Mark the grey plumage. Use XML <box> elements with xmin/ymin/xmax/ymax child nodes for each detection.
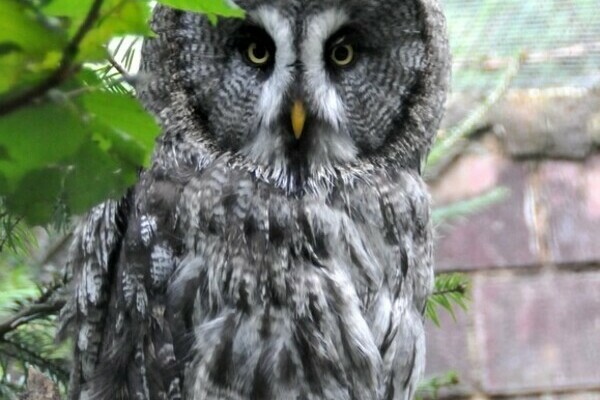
<box><xmin>60</xmin><ymin>1</ymin><xmax>450</xmax><ymax>399</ymax></box>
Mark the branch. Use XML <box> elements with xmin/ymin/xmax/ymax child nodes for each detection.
<box><xmin>0</xmin><ymin>301</ymin><xmax>65</xmax><ymax>340</ymax></box>
<box><xmin>0</xmin><ymin>338</ymin><xmax>69</xmax><ymax>381</ymax></box>
<box><xmin>433</xmin><ymin>285</ymin><xmax>468</xmax><ymax>297</ymax></box>
<box><xmin>0</xmin><ymin>278</ymin><xmax>66</xmax><ymax>339</ymax></box>
<box><xmin>107</xmin><ymin>55</ymin><xmax>129</xmax><ymax>80</ymax></box>
<box><xmin>0</xmin><ymin>0</ymin><xmax>105</xmax><ymax>117</ymax></box>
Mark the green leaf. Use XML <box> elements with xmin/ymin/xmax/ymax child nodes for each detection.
<box><xmin>434</xmin><ymin>294</ymin><xmax>457</xmax><ymax>321</ymax></box>
<box><xmin>425</xmin><ymin>301</ymin><xmax>441</xmax><ymax>328</ymax></box>
<box><xmin>0</xmin><ymin>1</ymin><xmax>64</xmax><ymax>94</ymax></box>
<box><xmin>0</xmin><ymin>0</ymin><xmax>63</xmax><ymax>55</ymax></box>
<box><xmin>44</xmin><ymin>0</ymin><xmax>98</xmax><ymax>19</ymax></box>
<box><xmin>44</xmin><ymin>0</ymin><xmax>152</xmax><ymax>61</ymax></box>
<box><xmin>0</xmin><ymin>102</ymin><xmax>87</xmax><ymax>192</ymax></box>
<box><xmin>0</xmin><ymin>52</ymin><xmax>26</xmax><ymax>94</ymax></box>
<box><xmin>82</xmin><ymin>90</ymin><xmax>160</xmax><ymax>166</ymax></box>
<box><xmin>157</xmin><ymin>0</ymin><xmax>245</xmax><ymax>19</ymax></box>
<box><xmin>62</xmin><ymin>139</ymin><xmax>138</xmax><ymax>214</ymax></box>
<box><xmin>4</xmin><ymin>168</ymin><xmax>64</xmax><ymax>225</ymax></box>
<box><xmin>0</xmin><ymin>88</ymin><xmax>158</xmax><ymax>224</ymax></box>
<box><xmin>78</xmin><ymin>0</ymin><xmax>152</xmax><ymax>61</ymax></box>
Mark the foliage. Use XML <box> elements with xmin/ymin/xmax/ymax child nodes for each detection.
<box><xmin>416</xmin><ymin>371</ymin><xmax>460</xmax><ymax>400</ymax></box>
<box><xmin>0</xmin><ymin>0</ymin><xmax>243</xmax><ymax>226</ymax></box>
<box><xmin>0</xmin><ymin>0</ymin><xmax>243</xmax><ymax>396</ymax></box>
<box><xmin>425</xmin><ymin>274</ymin><xmax>469</xmax><ymax>328</ymax></box>
<box><xmin>159</xmin><ymin>0</ymin><xmax>244</xmax><ymax>23</ymax></box>
<box><xmin>0</xmin><ymin>280</ymin><xmax>69</xmax><ymax>399</ymax></box>
<box><xmin>0</xmin><ymin>220</ymin><xmax>67</xmax><ymax>398</ymax></box>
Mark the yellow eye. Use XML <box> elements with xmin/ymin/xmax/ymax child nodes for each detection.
<box><xmin>246</xmin><ymin>42</ymin><xmax>271</xmax><ymax>66</ymax></box>
<box><xmin>330</xmin><ymin>44</ymin><xmax>354</xmax><ymax>67</ymax></box>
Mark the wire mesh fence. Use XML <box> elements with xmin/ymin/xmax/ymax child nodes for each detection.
<box><xmin>443</xmin><ymin>0</ymin><xmax>600</xmax><ymax>92</ymax></box>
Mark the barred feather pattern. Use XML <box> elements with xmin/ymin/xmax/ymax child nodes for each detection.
<box><xmin>62</xmin><ymin>145</ymin><xmax>433</xmax><ymax>400</ymax></box>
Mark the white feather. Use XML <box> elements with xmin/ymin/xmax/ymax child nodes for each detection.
<box><xmin>254</xmin><ymin>7</ymin><xmax>295</xmax><ymax>126</ymax></box>
<box><xmin>301</xmin><ymin>9</ymin><xmax>349</xmax><ymax>129</ymax></box>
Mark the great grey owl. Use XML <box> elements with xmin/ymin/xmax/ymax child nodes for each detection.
<box><xmin>59</xmin><ymin>0</ymin><xmax>450</xmax><ymax>399</ymax></box>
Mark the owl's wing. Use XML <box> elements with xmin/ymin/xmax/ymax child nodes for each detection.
<box><xmin>60</xmin><ymin>174</ymin><xmax>185</xmax><ymax>400</ymax></box>
<box><xmin>59</xmin><ymin>198</ymin><xmax>130</xmax><ymax>398</ymax></box>
<box><xmin>376</xmin><ymin>172</ymin><xmax>433</xmax><ymax>400</ymax></box>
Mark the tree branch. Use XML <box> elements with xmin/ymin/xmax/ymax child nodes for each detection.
<box><xmin>433</xmin><ymin>285</ymin><xmax>468</xmax><ymax>297</ymax></box>
<box><xmin>0</xmin><ymin>0</ymin><xmax>105</xmax><ymax>117</ymax></box>
<box><xmin>0</xmin><ymin>338</ymin><xmax>69</xmax><ymax>381</ymax></box>
<box><xmin>0</xmin><ymin>301</ymin><xmax>65</xmax><ymax>340</ymax></box>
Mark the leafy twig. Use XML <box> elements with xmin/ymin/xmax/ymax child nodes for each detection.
<box><xmin>107</xmin><ymin>54</ymin><xmax>136</xmax><ymax>86</ymax></box>
<box><xmin>426</xmin><ymin>274</ymin><xmax>470</xmax><ymax>327</ymax></box>
<box><xmin>416</xmin><ymin>371</ymin><xmax>460</xmax><ymax>400</ymax></box>
<box><xmin>0</xmin><ymin>0</ymin><xmax>105</xmax><ymax>116</ymax></box>
<box><xmin>0</xmin><ymin>338</ymin><xmax>69</xmax><ymax>382</ymax></box>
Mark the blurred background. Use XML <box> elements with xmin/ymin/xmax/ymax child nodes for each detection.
<box><xmin>425</xmin><ymin>0</ymin><xmax>600</xmax><ymax>398</ymax></box>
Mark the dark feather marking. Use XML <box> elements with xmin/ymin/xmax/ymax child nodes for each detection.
<box><xmin>209</xmin><ymin>313</ymin><xmax>237</xmax><ymax>388</ymax></box>
<box><xmin>379</xmin><ymin>316</ymin><xmax>398</xmax><ymax>357</ymax></box>
<box><xmin>400</xmin><ymin>246</ymin><xmax>409</xmax><ymax>279</ymax></box>
<box><xmin>402</xmin><ymin>342</ymin><xmax>418</xmax><ymax>389</ymax></box>
<box><xmin>294</xmin><ymin>320</ymin><xmax>324</xmax><ymax>395</ymax></box>
<box><xmin>250</xmin><ymin>346</ymin><xmax>274</xmax><ymax>400</ymax></box>
<box><xmin>277</xmin><ymin>346</ymin><xmax>296</xmax><ymax>385</ymax></box>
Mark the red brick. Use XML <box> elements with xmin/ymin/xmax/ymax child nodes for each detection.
<box><xmin>473</xmin><ymin>271</ymin><xmax>600</xmax><ymax>394</ymax></box>
<box><xmin>541</xmin><ymin>156</ymin><xmax>600</xmax><ymax>265</ymax></box>
<box><xmin>432</xmin><ymin>152</ymin><xmax>501</xmax><ymax>205</ymax></box>
<box><xmin>433</xmin><ymin>156</ymin><xmax>539</xmax><ymax>271</ymax></box>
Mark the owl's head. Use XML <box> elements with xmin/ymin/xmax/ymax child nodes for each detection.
<box><xmin>139</xmin><ymin>0</ymin><xmax>449</xmax><ymax>189</ymax></box>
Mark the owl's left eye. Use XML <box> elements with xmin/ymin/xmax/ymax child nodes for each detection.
<box><xmin>235</xmin><ymin>26</ymin><xmax>275</xmax><ymax>70</ymax></box>
<box><xmin>246</xmin><ymin>42</ymin><xmax>271</xmax><ymax>66</ymax></box>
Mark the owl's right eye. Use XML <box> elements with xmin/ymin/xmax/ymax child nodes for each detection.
<box><xmin>246</xmin><ymin>42</ymin><xmax>271</xmax><ymax>66</ymax></box>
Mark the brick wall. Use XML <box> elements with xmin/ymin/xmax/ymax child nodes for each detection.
<box><xmin>425</xmin><ymin>89</ymin><xmax>600</xmax><ymax>399</ymax></box>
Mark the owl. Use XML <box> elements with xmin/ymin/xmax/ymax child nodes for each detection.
<box><xmin>59</xmin><ymin>1</ymin><xmax>450</xmax><ymax>399</ymax></box>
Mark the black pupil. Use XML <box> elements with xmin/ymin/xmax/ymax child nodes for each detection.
<box><xmin>252</xmin><ymin>43</ymin><xmax>267</xmax><ymax>60</ymax></box>
<box><xmin>333</xmin><ymin>46</ymin><xmax>349</xmax><ymax>62</ymax></box>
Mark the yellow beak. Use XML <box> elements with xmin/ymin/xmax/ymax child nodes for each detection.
<box><xmin>291</xmin><ymin>100</ymin><xmax>306</xmax><ymax>140</ymax></box>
